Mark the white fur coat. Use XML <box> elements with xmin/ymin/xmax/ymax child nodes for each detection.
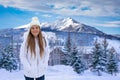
<box><xmin>20</xmin><ymin>32</ymin><xmax>50</xmax><ymax>78</ymax></box>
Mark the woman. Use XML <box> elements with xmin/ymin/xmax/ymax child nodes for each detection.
<box><xmin>20</xmin><ymin>17</ymin><xmax>50</xmax><ymax>80</ymax></box>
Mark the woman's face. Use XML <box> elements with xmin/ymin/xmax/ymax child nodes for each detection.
<box><xmin>30</xmin><ymin>25</ymin><xmax>40</xmax><ymax>37</ymax></box>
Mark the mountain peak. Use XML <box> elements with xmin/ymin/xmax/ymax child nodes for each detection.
<box><xmin>58</xmin><ymin>18</ymin><xmax>80</xmax><ymax>30</ymax></box>
<box><xmin>62</xmin><ymin>17</ymin><xmax>79</xmax><ymax>24</ymax></box>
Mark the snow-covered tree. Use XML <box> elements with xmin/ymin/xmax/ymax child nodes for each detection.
<box><xmin>90</xmin><ymin>39</ymin><xmax>103</xmax><ymax>76</ymax></box>
<box><xmin>0</xmin><ymin>45</ymin><xmax>18</xmax><ymax>72</ymax></box>
<box><xmin>68</xmin><ymin>44</ymin><xmax>86</xmax><ymax>74</ymax></box>
<box><xmin>101</xmin><ymin>37</ymin><xmax>109</xmax><ymax>72</ymax></box>
<box><xmin>64</xmin><ymin>32</ymin><xmax>72</xmax><ymax>52</ymax></box>
<box><xmin>107</xmin><ymin>47</ymin><xmax>119</xmax><ymax>75</ymax></box>
<box><xmin>63</xmin><ymin>32</ymin><xmax>72</xmax><ymax>65</ymax></box>
<box><xmin>72</xmin><ymin>48</ymin><xmax>86</xmax><ymax>74</ymax></box>
<box><xmin>70</xmin><ymin>46</ymin><xmax>78</xmax><ymax>66</ymax></box>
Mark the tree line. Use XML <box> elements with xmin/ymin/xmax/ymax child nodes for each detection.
<box><xmin>62</xmin><ymin>32</ymin><xmax>119</xmax><ymax>76</ymax></box>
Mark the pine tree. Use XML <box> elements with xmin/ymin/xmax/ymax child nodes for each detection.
<box><xmin>70</xmin><ymin>46</ymin><xmax>86</xmax><ymax>74</ymax></box>
<box><xmin>65</xmin><ymin>32</ymin><xmax>72</xmax><ymax>52</ymax></box>
<box><xmin>0</xmin><ymin>45</ymin><xmax>18</xmax><ymax>72</ymax></box>
<box><xmin>70</xmin><ymin>46</ymin><xmax>78</xmax><ymax>66</ymax></box>
<box><xmin>101</xmin><ymin>37</ymin><xmax>109</xmax><ymax>72</ymax></box>
<box><xmin>91</xmin><ymin>39</ymin><xmax>103</xmax><ymax>76</ymax></box>
<box><xmin>107</xmin><ymin>47</ymin><xmax>119</xmax><ymax>75</ymax></box>
<box><xmin>72</xmin><ymin>50</ymin><xmax>86</xmax><ymax>74</ymax></box>
<box><xmin>63</xmin><ymin>32</ymin><xmax>72</xmax><ymax>65</ymax></box>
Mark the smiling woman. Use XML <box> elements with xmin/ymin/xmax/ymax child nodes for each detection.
<box><xmin>20</xmin><ymin>17</ymin><xmax>50</xmax><ymax>80</ymax></box>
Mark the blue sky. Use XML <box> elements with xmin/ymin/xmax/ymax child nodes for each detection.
<box><xmin>0</xmin><ymin>0</ymin><xmax>120</xmax><ymax>34</ymax></box>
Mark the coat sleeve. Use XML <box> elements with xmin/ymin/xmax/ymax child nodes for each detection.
<box><xmin>43</xmin><ymin>36</ymin><xmax>50</xmax><ymax>69</ymax></box>
<box><xmin>20</xmin><ymin>41</ymin><xmax>31</xmax><ymax>71</ymax></box>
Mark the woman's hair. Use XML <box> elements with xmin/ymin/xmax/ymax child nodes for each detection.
<box><xmin>26</xmin><ymin>26</ymin><xmax>46</xmax><ymax>58</ymax></box>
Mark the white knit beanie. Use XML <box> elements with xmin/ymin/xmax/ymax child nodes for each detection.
<box><xmin>30</xmin><ymin>16</ymin><xmax>41</xmax><ymax>27</ymax></box>
<box><xmin>22</xmin><ymin>17</ymin><xmax>41</xmax><ymax>43</ymax></box>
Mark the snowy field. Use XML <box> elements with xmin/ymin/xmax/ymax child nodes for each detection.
<box><xmin>0</xmin><ymin>65</ymin><xmax>120</xmax><ymax>80</ymax></box>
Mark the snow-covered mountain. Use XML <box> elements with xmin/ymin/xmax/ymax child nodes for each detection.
<box><xmin>41</xmin><ymin>18</ymin><xmax>104</xmax><ymax>34</ymax></box>
<box><xmin>112</xmin><ymin>34</ymin><xmax>120</xmax><ymax>38</ymax></box>
<box><xmin>15</xmin><ymin>18</ymin><xmax>104</xmax><ymax>35</ymax></box>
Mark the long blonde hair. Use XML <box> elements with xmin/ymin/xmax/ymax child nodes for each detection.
<box><xmin>26</xmin><ymin>26</ymin><xmax>46</xmax><ymax>58</ymax></box>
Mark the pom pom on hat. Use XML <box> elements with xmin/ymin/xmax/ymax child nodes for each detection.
<box><xmin>30</xmin><ymin>16</ymin><xmax>40</xmax><ymax>27</ymax></box>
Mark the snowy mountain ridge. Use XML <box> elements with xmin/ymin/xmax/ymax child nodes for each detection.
<box><xmin>14</xmin><ymin>18</ymin><xmax>104</xmax><ymax>35</ymax></box>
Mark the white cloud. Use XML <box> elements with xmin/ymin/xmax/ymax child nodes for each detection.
<box><xmin>0</xmin><ymin>0</ymin><xmax>120</xmax><ymax>16</ymax></box>
<box><xmin>94</xmin><ymin>21</ymin><xmax>120</xmax><ymax>27</ymax></box>
<box><xmin>42</xmin><ymin>14</ymin><xmax>52</xmax><ymax>18</ymax></box>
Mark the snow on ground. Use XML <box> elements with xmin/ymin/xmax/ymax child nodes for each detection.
<box><xmin>0</xmin><ymin>65</ymin><xmax>120</xmax><ymax>80</ymax></box>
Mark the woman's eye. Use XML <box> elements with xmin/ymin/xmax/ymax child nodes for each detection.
<box><xmin>32</xmin><ymin>28</ymin><xmax>35</xmax><ymax>30</ymax></box>
<box><xmin>36</xmin><ymin>27</ymin><xmax>39</xmax><ymax>29</ymax></box>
